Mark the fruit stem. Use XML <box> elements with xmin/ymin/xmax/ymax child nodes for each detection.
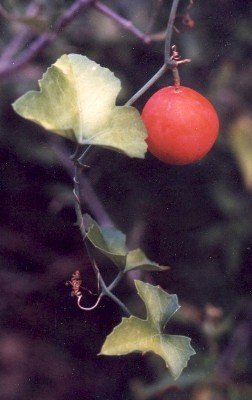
<box><xmin>172</xmin><ymin>66</ymin><xmax>180</xmax><ymax>88</ymax></box>
<box><xmin>126</xmin><ymin>0</ymin><xmax>191</xmax><ymax>105</ymax></box>
<box><xmin>170</xmin><ymin>45</ymin><xmax>191</xmax><ymax>87</ymax></box>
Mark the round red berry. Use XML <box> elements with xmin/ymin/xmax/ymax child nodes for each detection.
<box><xmin>141</xmin><ymin>86</ymin><xmax>219</xmax><ymax>165</ymax></box>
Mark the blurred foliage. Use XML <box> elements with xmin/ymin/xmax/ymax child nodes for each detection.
<box><xmin>0</xmin><ymin>0</ymin><xmax>252</xmax><ymax>399</ymax></box>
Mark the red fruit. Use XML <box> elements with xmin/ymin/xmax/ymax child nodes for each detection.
<box><xmin>141</xmin><ymin>86</ymin><xmax>219</xmax><ymax>165</ymax></box>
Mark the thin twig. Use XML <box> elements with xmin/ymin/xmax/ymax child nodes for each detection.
<box><xmin>125</xmin><ymin>64</ymin><xmax>168</xmax><ymax>106</ymax></box>
<box><xmin>0</xmin><ymin>0</ymin><xmax>152</xmax><ymax>80</ymax></box>
<box><xmin>50</xmin><ymin>137</ymin><xmax>113</xmax><ymax>227</ymax></box>
<box><xmin>107</xmin><ymin>271</ymin><xmax>124</xmax><ymax>291</ymax></box>
<box><xmin>72</xmin><ymin>160</ymin><xmax>104</xmax><ymax>312</ymax></box>
<box><xmin>93</xmin><ymin>1</ymin><xmax>151</xmax><ymax>44</ymax></box>
<box><xmin>94</xmin><ymin>259</ymin><xmax>131</xmax><ymax>316</ymax></box>
<box><xmin>101</xmin><ymin>281</ymin><xmax>131</xmax><ymax>316</ymax></box>
<box><xmin>85</xmin><ymin>241</ymin><xmax>131</xmax><ymax>316</ymax></box>
<box><xmin>72</xmin><ymin>146</ymin><xmax>131</xmax><ymax>316</ymax></box>
<box><xmin>0</xmin><ymin>0</ymin><xmax>95</xmax><ymax>79</ymax></box>
<box><xmin>73</xmin><ymin>164</ymin><xmax>87</xmax><ymax>239</ymax></box>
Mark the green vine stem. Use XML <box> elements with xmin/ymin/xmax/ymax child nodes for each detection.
<box><xmin>108</xmin><ymin>271</ymin><xmax>124</xmax><ymax>291</ymax></box>
<box><xmin>93</xmin><ymin>259</ymin><xmax>131</xmax><ymax>317</ymax></box>
<box><xmin>72</xmin><ymin>148</ymin><xmax>131</xmax><ymax>316</ymax></box>
<box><xmin>125</xmin><ymin>64</ymin><xmax>168</xmax><ymax>106</ymax></box>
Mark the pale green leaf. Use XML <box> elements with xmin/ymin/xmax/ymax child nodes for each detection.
<box><xmin>136</xmin><ymin>280</ymin><xmax>179</xmax><ymax>329</ymax></box>
<box><xmin>100</xmin><ymin>227</ymin><xmax>128</xmax><ymax>256</ymax></box>
<box><xmin>125</xmin><ymin>249</ymin><xmax>169</xmax><ymax>273</ymax></box>
<box><xmin>12</xmin><ymin>54</ymin><xmax>147</xmax><ymax>158</ymax></box>
<box><xmin>84</xmin><ymin>214</ymin><xmax>168</xmax><ymax>272</ymax></box>
<box><xmin>100</xmin><ymin>280</ymin><xmax>195</xmax><ymax>380</ymax></box>
<box><xmin>83</xmin><ymin>214</ymin><xmax>127</xmax><ymax>269</ymax></box>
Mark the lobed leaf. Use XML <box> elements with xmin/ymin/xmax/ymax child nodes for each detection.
<box><xmin>100</xmin><ymin>280</ymin><xmax>196</xmax><ymax>380</ymax></box>
<box><xmin>13</xmin><ymin>54</ymin><xmax>147</xmax><ymax>158</ymax></box>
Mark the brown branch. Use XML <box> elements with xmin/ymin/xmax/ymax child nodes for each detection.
<box><xmin>93</xmin><ymin>1</ymin><xmax>151</xmax><ymax>44</ymax></box>
<box><xmin>0</xmin><ymin>0</ymin><xmax>152</xmax><ymax>80</ymax></box>
<box><xmin>0</xmin><ymin>0</ymin><xmax>95</xmax><ymax>79</ymax></box>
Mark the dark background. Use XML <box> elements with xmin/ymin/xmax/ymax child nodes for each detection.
<box><xmin>1</xmin><ymin>1</ymin><xmax>252</xmax><ymax>399</ymax></box>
